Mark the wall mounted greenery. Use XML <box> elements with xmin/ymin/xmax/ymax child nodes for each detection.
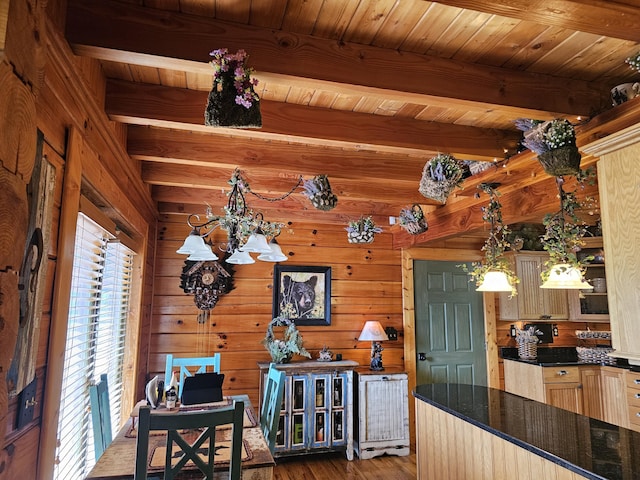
<box><xmin>418</xmin><ymin>153</ymin><xmax>464</xmax><ymax>203</ymax></box>
<box><xmin>345</xmin><ymin>216</ymin><xmax>383</xmax><ymax>243</ymax></box>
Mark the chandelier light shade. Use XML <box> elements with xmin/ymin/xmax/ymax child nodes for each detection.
<box><xmin>358</xmin><ymin>321</ymin><xmax>389</xmax><ymax>371</ymax></box>
<box><xmin>186</xmin><ymin>243</ymin><xmax>219</xmax><ymax>262</ymax></box>
<box><xmin>476</xmin><ymin>271</ymin><xmax>514</xmax><ymax>292</ymax></box>
<box><xmin>240</xmin><ymin>229</ymin><xmax>272</xmax><ymax>253</ymax></box>
<box><xmin>226</xmin><ymin>248</ymin><xmax>255</xmax><ymax>265</ymax></box>
<box><xmin>540</xmin><ymin>264</ymin><xmax>593</xmax><ymax>289</ymax></box>
<box><xmin>176</xmin><ymin>229</ymin><xmax>207</xmax><ymax>254</ymax></box>
<box><xmin>257</xmin><ymin>238</ymin><xmax>288</xmax><ymax>262</ymax></box>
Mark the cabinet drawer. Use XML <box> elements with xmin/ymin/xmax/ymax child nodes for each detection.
<box><xmin>626</xmin><ymin>372</ymin><xmax>640</xmax><ymax>390</ymax></box>
<box><xmin>628</xmin><ymin>389</ymin><xmax>640</xmax><ymax>407</ymax></box>
<box><xmin>543</xmin><ymin>366</ymin><xmax>580</xmax><ymax>383</ymax></box>
<box><xmin>629</xmin><ymin>404</ymin><xmax>640</xmax><ymax>428</ymax></box>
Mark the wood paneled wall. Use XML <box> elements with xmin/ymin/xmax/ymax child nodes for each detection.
<box><xmin>151</xmin><ymin>216</ymin><xmax>405</xmax><ymax>408</ymax></box>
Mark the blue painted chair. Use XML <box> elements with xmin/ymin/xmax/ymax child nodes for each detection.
<box><xmin>260</xmin><ymin>363</ymin><xmax>286</xmax><ymax>454</ymax></box>
<box><xmin>89</xmin><ymin>373</ymin><xmax>112</xmax><ymax>461</ymax></box>
<box><xmin>164</xmin><ymin>354</ymin><xmax>221</xmax><ymax>396</ymax></box>
<box><xmin>134</xmin><ymin>400</ymin><xmax>244</xmax><ymax>480</ymax></box>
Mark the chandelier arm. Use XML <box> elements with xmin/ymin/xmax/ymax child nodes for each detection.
<box><xmin>246</xmin><ymin>175</ymin><xmax>304</xmax><ymax>202</ymax></box>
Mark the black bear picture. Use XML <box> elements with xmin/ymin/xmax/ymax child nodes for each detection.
<box><xmin>273</xmin><ymin>266</ymin><xmax>331</xmax><ymax>326</ymax></box>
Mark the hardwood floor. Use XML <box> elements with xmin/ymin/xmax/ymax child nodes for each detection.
<box><xmin>272</xmin><ymin>451</ymin><xmax>417</xmax><ymax>479</ymax></box>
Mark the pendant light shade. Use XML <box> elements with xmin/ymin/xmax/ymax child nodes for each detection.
<box><xmin>226</xmin><ymin>248</ymin><xmax>255</xmax><ymax>265</ymax></box>
<box><xmin>476</xmin><ymin>271</ymin><xmax>514</xmax><ymax>292</ymax></box>
<box><xmin>177</xmin><ymin>230</ymin><xmax>207</xmax><ymax>254</ymax></box>
<box><xmin>540</xmin><ymin>263</ymin><xmax>593</xmax><ymax>289</ymax></box>
<box><xmin>186</xmin><ymin>243</ymin><xmax>219</xmax><ymax>261</ymax></box>
<box><xmin>257</xmin><ymin>238</ymin><xmax>288</xmax><ymax>262</ymax></box>
<box><xmin>240</xmin><ymin>230</ymin><xmax>272</xmax><ymax>253</ymax></box>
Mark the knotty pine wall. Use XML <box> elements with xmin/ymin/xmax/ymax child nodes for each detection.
<box><xmin>150</xmin><ymin>215</ymin><xmax>405</xmax><ymax>408</ymax></box>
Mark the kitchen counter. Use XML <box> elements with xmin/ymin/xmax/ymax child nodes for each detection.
<box><xmin>414</xmin><ymin>383</ymin><xmax>640</xmax><ymax>480</ymax></box>
<box><xmin>501</xmin><ymin>346</ymin><xmax>631</xmax><ymax>369</ymax></box>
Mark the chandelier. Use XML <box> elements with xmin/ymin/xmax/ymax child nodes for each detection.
<box><xmin>176</xmin><ymin>169</ymin><xmax>300</xmax><ymax>265</ymax></box>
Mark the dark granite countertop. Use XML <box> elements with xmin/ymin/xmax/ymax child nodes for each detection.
<box><xmin>500</xmin><ymin>346</ymin><xmax>631</xmax><ymax>369</ymax></box>
<box><xmin>413</xmin><ymin>383</ymin><xmax>640</xmax><ymax>480</ymax></box>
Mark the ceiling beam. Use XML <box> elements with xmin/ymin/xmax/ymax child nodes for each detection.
<box><xmin>66</xmin><ymin>0</ymin><xmax>610</xmax><ymax>117</ymax></box>
<box><xmin>107</xmin><ymin>80</ymin><xmax>520</xmax><ymax>160</ymax></box>
<box><xmin>434</xmin><ymin>0</ymin><xmax>640</xmax><ymax>42</ymax></box>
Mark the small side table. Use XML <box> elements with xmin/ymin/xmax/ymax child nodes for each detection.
<box><xmin>354</xmin><ymin>368</ymin><xmax>410</xmax><ymax>459</ymax></box>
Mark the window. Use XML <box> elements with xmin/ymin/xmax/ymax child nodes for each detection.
<box><xmin>53</xmin><ymin>213</ymin><xmax>135</xmax><ymax>480</ymax></box>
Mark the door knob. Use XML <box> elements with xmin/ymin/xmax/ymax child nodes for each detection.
<box><xmin>418</xmin><ymin>353</ymin><xmax>427</xmax><ymax>361</ymax></box>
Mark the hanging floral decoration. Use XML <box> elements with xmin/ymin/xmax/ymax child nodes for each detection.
<box><xmin>418</xmin><ymin>153</ymin><xmax>465</xmax><ymax>203</ymax></box>
<box><xmin>301</xmin><ymin>175</ymin><xmax>338</xmax><ymax>211</ymax></box>
<box><xmin>263</xmin><ymin>316</ymin><xmax>311</xmax><ymax>364</ymax></box>
<box><xmin>398</xmin><ymin>204</ymin><xmax>428</xmax><ymax>235</ymax></box>
<box><xmin>205</xmin><ymin>48</ymin><xmax>262</xmax><ymax>128</ymax></box>
<box><xmin>345</xmin><ymin>216</ymin><xmax>383</xmax><ymax>244</ymax></box>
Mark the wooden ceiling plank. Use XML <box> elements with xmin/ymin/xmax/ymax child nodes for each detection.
<box><xmin>106</xmin><ymin>79</ymin><xmax>521</xmax><ymax>160</ymax></box>
<box><xmin>433</xmin><ymin>0</ymin><xmax>640</xmax><ymax>42</ymax></box>
<box><xmin>65</xmin><ymin>0</ymin><xmax>610</xmax><ymax>116</ymax></box>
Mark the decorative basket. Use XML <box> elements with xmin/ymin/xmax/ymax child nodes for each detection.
<box><xmin>576</xmin><ymin>347</ymin><xmax>615</xmax><ymax>365</ymax></box>
<box><xmin>468</xmin><ymin>161</ymin><xmax>493</xmax><ymax>176</ymax></box>
<box><xmin>419</xmin><ymin>176</ymin><xmax>460</xmax><ymax>204</ymax></box>
<box><xmin>518</xmin><ymin>341</ymin><xmax>538</xmax><ymax>360</ymax></box>
<box><xmin>302</xmin><ymin>174</ymin><xmax>338</xmax><ymax>211</ymax></box>
<box><xmin>537</xmin><ymin>144</ymin><xmax>581</xmax><ymax>176</ymax></box>
<box><xmin>205</xmin><ymin>70</ymin><xmax>262</xmax><ymax>128</ymax></box>
<box><xmin>399</xmin><ymin>204</ymin><xmax>428</xmax><ymax>235</ymax></box>
<box><xmin>347</xmin><ymin>230</ymin><xmax>375</xmax><ymax>244</ymax></box>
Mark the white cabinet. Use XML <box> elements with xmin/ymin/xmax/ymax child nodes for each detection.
<box><xmin>499</xmin><ymin>252</ymin><xmax>569</xmax><ymax>321</ymax></box>
<box><xmin>258</xmin><ymin>360</ymin><xmax>356</xmax><ymax>460</ymax></box>
<box><xmin>354</xmin><ymin>370</ymin><xmax>409</xmax><ymax>459</ymax></box>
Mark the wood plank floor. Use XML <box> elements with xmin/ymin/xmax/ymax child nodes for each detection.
<box><xmin>272</xmin><ymin>451</ymin><xmax>417</xmax><ymax>479</ymax></box>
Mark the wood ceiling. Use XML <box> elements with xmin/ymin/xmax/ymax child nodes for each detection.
<box><xmin>64</xmin><ymin>0</ymin><xmax>640</xmax><ymax>247</ymax></box>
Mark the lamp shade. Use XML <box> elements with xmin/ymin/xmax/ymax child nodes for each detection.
<box><xmin>358</xmin><ymin>321</ymin><xmax>389</xmax><ymax>342</ymax></box>
<box><xmin>186</xmin><ymin>243</ymin><xmax>219</xmax><ymax>261</ymax></box>
<box><xmin>476</xmin><ymin>271</ymin><xmax>513</xmax><ymax>292</ymax></box>
<box><xmin>226</xmin><ymin>248</ymin><xmax>255</xmax><ymax>265</ymax></box>
<box><xmin>257</xmin><ymin>238</ymin><xmax>288</xmax><ymax>262</ymax></box>
<box><xmin>240</xmin><ymin>231</ymin><xmax>272</xmax><ymax>253</ymax></box>
<box><xmin>176</xmin><ymin>231</ymin><xmax>206</xmax><ymax>254</ymax></box>
<box><xmin>540</xmin><ymin>263</ymin><xmax>593</xmax><ymax>289</ymax></box>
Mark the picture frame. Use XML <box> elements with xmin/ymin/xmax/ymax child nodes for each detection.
<box><xmin>272</xmin><ymin>265</ymin><xmax>331</xmax><ymax>326</ymax></box>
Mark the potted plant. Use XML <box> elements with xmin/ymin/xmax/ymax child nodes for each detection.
<box><xmin>262</xmin><ymin>316</ymin><xmax>311</xmax><ymax>364</ymax></box>
<box><xmin>398</xmin><ymin>204</ymin><xmax>428</xmax><ymax>235</ymax></box>
<box><xmin>461</xmin><ymin>183</ymin><xmax>519</xmax><ymax>297</ymax></box>
<box><xmin>515</xmin><ymin>325</ymin><xmax>542</xmax><ymax>360</ymax></box>
<box><xmin>345</xmin><ymin>216</ymin><xmax>382</xmax><ymax>244</ymax></box>
<box><xmin>418</xmin><ymin>153</ymin><xmax>464</xmax><ymax>203</ymax></box>
<box><xmin>514</xmin><ymin>118</ymin><xmax>581</xmax><ymax>176</ymax></box>
<box><xmin>539</xmin><ymin>172</ymin><xmax>595</xmax><ymax>288</ymax></box>
<box><xmin>301</xmin><ymin>174</ymin><xmax>338</xmax><ymax>211</ymax></box>
<box><xmin>205</xmin><ymin>48</ymin><xmax>262</xmax><ymax>128</ymax></box>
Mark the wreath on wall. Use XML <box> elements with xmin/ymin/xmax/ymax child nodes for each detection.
<box><xmin>262</xmin><ymin>317</ymin><xmax>311</xmax><ymax>364</ymax></box>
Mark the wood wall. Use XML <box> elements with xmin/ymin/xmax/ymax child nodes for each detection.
<box><xmin>150</xmin><ymin>216</ymin><xmax>406</xmax><ymax>408</ymax></box>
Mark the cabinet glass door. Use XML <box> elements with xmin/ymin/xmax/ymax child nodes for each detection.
<box><xmin>290</xmin><ymin>376</ymin><xmax>307</xmax><ymax>449</ymax></box>
<box><xmin>331</xmin><ymin>373</ymin><xmax>347</xmax><ymax>446</ymax></box>
<box><xmin>332</xmin><ymin>377</ymin><xmax>344</xmax><ymax>407</ymax></box>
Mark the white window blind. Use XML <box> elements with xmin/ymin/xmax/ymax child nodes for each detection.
<box><xmin>54</xmin><ymin>213</ymin><xmax>134</xmax><ymax>480</ymax></box>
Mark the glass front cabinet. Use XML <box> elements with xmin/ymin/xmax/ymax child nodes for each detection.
<box><xmin>258</xmin><ymin>360</ymin><xmax>356</xmax><ymax>460</ymax></box>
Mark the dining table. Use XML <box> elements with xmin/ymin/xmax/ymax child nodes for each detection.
<box><xmin>85</xmin><ymin>394</ymin><xmax>275</xmax><ymax>480</ymax></box>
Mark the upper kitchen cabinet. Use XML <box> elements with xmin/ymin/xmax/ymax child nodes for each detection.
<box><xmin>568</xmin><ymin>237</ymin><xmax>610</xmax><ymax>322</ymax></box>
<box><xmin>589</xmin><ymin>138</ymin><xmax>640</xmax><ymax>366</ymax></box>
<box><xmin>499</xmin><ymin>252</ymin><xmax>568</xmax><ymax>321</ymax></box>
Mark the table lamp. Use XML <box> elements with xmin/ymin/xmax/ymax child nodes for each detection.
<box><xmin>358</xmin><ymin>321</ymin><xmax>389</xmax><ymax>371</ymax></box>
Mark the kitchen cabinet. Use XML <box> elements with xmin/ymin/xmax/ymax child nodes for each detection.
<box><xmin>600</xmin><ymin>367</ymin><xmax>629</xmax><ymax>428</ymax></box>
<box><xmin>499</xmin><ymin>252</ymin><xmax>569</xmax><ymax>321</ymax></box>
<box><xmin>568</xmin><ymin>237</ymin><xmax>610</xmax><ymax>322</ymax></box>
<box><xmin>258</xmin><ymin>360</ymin><xmax>356</xmax><ymax>460</ymax></box>
<box><xmin>595</xmin><ymin>142</ymin><xmax>640</xmax><ymax>365</ymax></box>
<box><xmin>580</xmin><ymin>366</ymin><xmax>603</xmax><ymax>420</ymax></box>
<box><xmin>626</xmin><ymin>371</ymin><xmax>640</xmax><ymax>433</ymax></box>
<box><xmin>353</xmin><ymin>370</ymin><xmax>409</xmax><ymax>460</ymax></box>
<box><xmin>504</xmin><ymin>361</ymin><xmax>582</xmax><ymax>414</ymax></box>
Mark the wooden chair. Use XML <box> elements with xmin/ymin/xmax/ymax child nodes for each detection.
<box><xmin>164</xmin><ymin>354</ymin><xmax>221</xmax><ymax>395</ymax></box>
<box><xmin>89</xmin><ymin>373</ymin><xmax>113</xmax><ymax>461</ymax></box>
<box><xmin>259</xmin><ymin>363</ymin><xmax>286</xmax><ymax>454</ymax></box>
<box><xmin>134</xmin><ymin>400</ymin><xmax>244</xmax><ymax>480</ymax></box>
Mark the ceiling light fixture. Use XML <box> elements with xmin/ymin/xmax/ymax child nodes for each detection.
<box><xmin>176</xmin><ymin>169</ymin><xmax>301</xmax><ymax>264</ymax></box>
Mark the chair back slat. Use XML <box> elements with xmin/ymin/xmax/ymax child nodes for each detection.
<box><xmin>134</xmin><ymin>400</ymin><xmax>244</xmax><ymax>480</ymax></box>
<box><xmin>89</xmin><ymin>373</ymin><xmax>113</xmax><ymax>461</ymax></box>
<box><xmin>260</xmin><ymin>363</ymin><xmax>286</xmax><ymax>454</ymax></box>
<box><xmin>164</xmin><ymin>354</ymin><xmax>221</xmax><ymax>395</ymax></box>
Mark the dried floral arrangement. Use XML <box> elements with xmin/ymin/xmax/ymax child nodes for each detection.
<box><xmin>419</xmin><ymin>153</ymin><xmax>464</xmax><ymax>203</ymax></box>
<box><xmin>345</xmin><ymin>216</ymin><xmax>383</xmax><ymax>244</ymax></box>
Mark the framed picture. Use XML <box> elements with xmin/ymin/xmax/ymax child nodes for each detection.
<box><xmin>273</xmin><ymin>265</ymin><xmax>331</xmax><ymax>326</ymax></box>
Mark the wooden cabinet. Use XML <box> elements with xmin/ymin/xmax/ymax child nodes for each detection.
<box><xmin>600</xmin><ymin>367</ymin><xmax>629</xmax><ymax>428</ymax></box>
<box><xmin>626</xmin><ymin>371</ymin><xmax>640</xmax><ymax>433</ymax></box>
<box><xmin>258</xmin><ymin>360</ymin><xmax>356</xmax><ymax>460</ymax></box>
<box><xmin>568</xmin><ymin>237</ymin><xmax>610</xmax><ymax>322</ymax></box>
<box><xmin>504</xmin><ymin>361</ymin><xmax>582</xmax><ymax>414</ymax></box>
<box><xmin>580</xmin><ymin>366</ymin><xmax>603</xmax><ymax>420</ymax></box>
<box><xmin>597</xmin><ymin>144</ymin><xmax>640</xmax><ymax>365</ymax></box>
<box><xmin>499</xmin><ymin>252</ymin><xmax>568</xmax><ymax>321</ymax></box>
<box><xmin>353</xmin><ymin>370</ymin><xmax>409</xmax><ymax>460</ymax></box>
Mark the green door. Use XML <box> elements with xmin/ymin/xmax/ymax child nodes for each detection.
<box><xmin>414</xmin><ymin>260</ymin><xmax>487</xmax><ymax>386</ymax></box>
